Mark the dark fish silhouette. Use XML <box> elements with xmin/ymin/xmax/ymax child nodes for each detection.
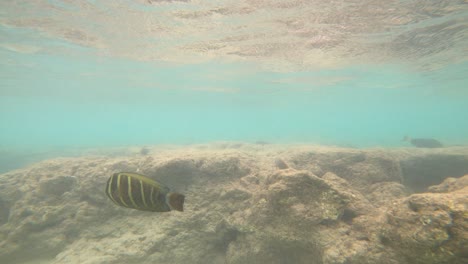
<box><xmin>402</xmin><ymin>136</ymin><xmax>443</xmax><ymax>148</ymax></box>
<box><xmin>105</xmin><ymin>172</ymin><xmax>184</xmax><ymax>212</ymax></box>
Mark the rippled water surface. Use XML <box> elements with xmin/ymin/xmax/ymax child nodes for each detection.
<box><xmin>1</xmin><ymin>0</ymin><xmax>467</xmax><ymax>149</ymax></box>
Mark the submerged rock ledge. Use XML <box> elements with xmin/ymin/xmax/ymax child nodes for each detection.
<box><xmin>0</xmin><ymin>144</ymin><xmax>467</xmax><ymax>264</ymax></box>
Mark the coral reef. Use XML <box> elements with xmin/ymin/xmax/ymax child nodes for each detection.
<box><xmin>0</xmin><ymin>144</ymin><xmax>467</xmax><ymax>264</ymax></box>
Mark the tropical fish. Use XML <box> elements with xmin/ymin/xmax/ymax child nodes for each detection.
<box><xmin>402</xmin><ymin>136</ymin><xmax>443</xmax><ymax>148</ymax></box>
<box><xmin>105</xmin><ymin>172</ymin><xmax>184</xmax><ymax>212</ymax></box>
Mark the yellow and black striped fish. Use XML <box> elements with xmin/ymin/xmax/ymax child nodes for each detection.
<box><xmin>105</xmin><ymin>172</ymin><xmax>185</xmax><ymax>212</ymax></box>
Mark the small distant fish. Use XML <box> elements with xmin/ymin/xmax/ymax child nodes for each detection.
<box><xmin>105</xmin><ymin>172</ymin><xmax>184</xmax><ymax>212</ymax></box>
<box><xmin>274</xmin><ymin>158</ymin><xmax>289</xmax><ymax>170</ymax></box>
<box><xmin>139</xmin><ymin>147</ymin><xmax>150</xmax><ymax>156</ymax></box>
<box><xmin>402</xmin><ymin>136</ymin><xmax>443</xmax><ymax>148</ymax></box>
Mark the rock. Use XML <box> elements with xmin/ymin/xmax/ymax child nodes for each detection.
<box><xmin>258</xmin><ymin>170</ymin><xmax>348</xmax><ymax>228</ymax></box>
<box><xmin>226</xmin><ymin>232</ymin><xmax>321</xmax><ymax>264</ymax></box>
<box><xmin>322</xmin><ymin>172</ymin><xmax>374</xmax><ymax>221</ymax></box>
<box><xmin>366</xmin><ymin>182</ymin><xmax>409</xmax><ymax>207</ymax></box>
<box><xmin>289</xmin><ymin>149</ymin><xmax>402</xmax><ymax>192</ymax></box>
<box><xmin>39</xmin><ymin>176</ymin><xmax>77</xmax><ymax>196</ymax></box>
<box><xmin>380</xmin><ymin>187</ymin><xmax>468</xmax><ymax>264</ymax></box>
<box><xmin>427</xmin><ymin>174</ymin><xmax>468</xmax><ymax>193</ymax></box>
<box><xmin>0</xmin><ymin>198</ymin><xmax>9</xmax><ymax>226</ymax></box>
<box><xmin>0</xmin><ymin>144</ymin><xmax>467</xmax><ymax>264</ymax></box>
<box><xmin>400</xmin><ymin>154</ymin><xmax>468</xmax><ymax>192</ymax></box>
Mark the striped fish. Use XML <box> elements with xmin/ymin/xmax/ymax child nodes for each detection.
<box><xmin>105</xmin><ymin>172</ymin><xmax>185</xmax><ymax>212</ymax></box>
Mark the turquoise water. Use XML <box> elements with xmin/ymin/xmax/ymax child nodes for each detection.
<box><xmin>1</xmin><ymin>2</ymin><xmax>468</xmax><ymax>263</ymax></box>
<box><xmin>1</xmin><ymin>1</ymin><xmax>468</xmax><ymax>150</ymax></box>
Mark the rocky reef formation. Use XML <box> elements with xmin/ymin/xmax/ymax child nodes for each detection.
<box><xmin>0</xmin><ymin>144</ymin><xmax>467</xmax><ymax>264</ymax></box>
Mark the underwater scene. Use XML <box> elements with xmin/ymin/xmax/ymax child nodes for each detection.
<box><xmin>0</xmin><ymin>1</ymin><xmax>467</xmax><ymax>263</ymax></box>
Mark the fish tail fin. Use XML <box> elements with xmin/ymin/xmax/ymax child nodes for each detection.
<box><xmin>167</xmin><ymin>192</ymin><xmax>185</xmax><ymax>212</ymax></box>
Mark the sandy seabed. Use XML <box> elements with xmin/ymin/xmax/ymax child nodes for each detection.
<box><xmin>0</xmin><ymin>143</ymin><xmax>467</xmax><ymax>264</ymax></box>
